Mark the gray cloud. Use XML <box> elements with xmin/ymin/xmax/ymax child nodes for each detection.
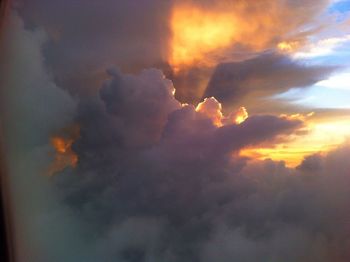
<box><xmin>0</xmin><ymin>13</ymin><xmax>86</xmax><ymax>262</ymax></box>
<box><xmin>14</xmin><ymin>0</ymin><xmax>334</xmax><ymax>103</ymax></box>
<box><xmin>0</xmin><ymin>13</ymin><xmax>76</xmax><ymax>149</ymax></box>
<box><xmin>15</xmin><ymin>0</ymin><xmax>173</xmax><ymax>95</ymax></box>
<box><xmin>2</xmin><ymin>4</ymin><xmax>350</xmax><ymax>262</ymax></box>
<box><xmin>204</xmin><ymin>52</ymin><xmax>338</xmax><ymax>112</ymax></box>
<box><xmin>50</xmin><ymin>68</ymin><xmax>350</xmax><ymax>262</ymax></box>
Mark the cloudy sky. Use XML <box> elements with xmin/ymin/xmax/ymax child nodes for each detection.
<box><xmin>1</xmin><ymin>0</ymin><xmax>350</xmax><ymax>261</ymax></box>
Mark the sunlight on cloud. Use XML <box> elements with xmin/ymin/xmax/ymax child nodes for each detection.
<box><xmin>293</xmin><ymin>34</ymin><xmax>350</xmax><ymax>58</ymax></box>
<box><xmin>170</xmin><ymin>5</ymin><xmax>237</xmax><ymax>72</ymax></box>
<box><xmin>195</xmin><ymin>97</ymin><xmax>225</xmax><ymax>127</ymax></box>
<box><xmin>4</xmin><ymin>2</ymin><xmax>350</xmax><ymax>261</ymax></box>
<box><xmin>277</xmin><ymin>40</ymin><xmax>301</xmax><ymax>53</ymax></box>
<box><xmin>47</xmin><ymin>124</ymin><xmax>80</xmax><ymax>176</ymax></box>
<box><xmin>317</xmin><ymin>71</ymin><xmax>350</xmax><ymax>90</ymax></box>
<box><xmin>241</xmin><ymin>114</ymin><xmax>350</xmax><ymax>167</ymax></box>
<box><xmin>195</xmin><ymin>97</ymin><xmax>248</xmax><ymax>127</ymax></box>
<box><xmin>169</xmin><ymin>1</ymin><xmax>324</xmax><ymax>73</ymax></box>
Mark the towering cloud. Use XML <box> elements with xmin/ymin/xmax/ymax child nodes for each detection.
<box><xmin>47</xmin><ymin>67</ymin><xmax>350</xmax><ymax>261</ymax></box>
<box><xmin>50</xmin><ymin>68</ymin><xmax>350</xmax><ymax>262</ymax></box>
<box><xmin>0</xmin><ymin>13</ymin><xmax>82</xmax><ymax>261</ymax></box>
<box><xmin>1</xmin><ymin>1</ymin><xmax>350</xmax><ymax>262</ymax></box>
<box><xmin>14</xmin><ymin>0</ymin><xmax>334</xmax><ymax>100</ymax></box>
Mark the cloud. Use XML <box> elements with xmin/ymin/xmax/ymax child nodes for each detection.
<box><xmin>316</xmin><ymin>71</ymin><xmax>350</xmax><ymax>90</ymax></box>
<box><xmin>47</xmin><ymin>65</ymin><xmax>350</xmax><ymax>261</ymax></box>
<box><xmin>165</xmin><ymin>0</ymin><xmax>335</xmax><ymax>102</ymax></box>
<box><xmin>95</xmin><ymin>217</ymin><xmax>166</xmax><ymax>262</ymax></box>
<box><xmin>200</xmin><ymin>224</ymin><xmax>330</xmax><ymax>262</ymax></box>
<box><xmin>99</xmin><ymin>68</ymin><xmax>181</xmax><ymax>147</ymax></box>
<box><xmin>54</xmin><ymin>91</ymin><xmax>350</xmax><ymax>261</ymax></box>
<box><xmin>49</xmin><ymin>68</ymin><xmax>314</xmax><ymax>262</ymax></box>
<box><xmin>293</xmin><ymin>34</ymin><xmax>350</xmax><ymax>58</ymax></box>
<box><xmin>14</xmin><ymin>0</ymin><xmax>335</xmax><ymax>103</ymax></box>
<box><xmin>204</xmin><ymin>52</ymin><xmax>337</xmax><ymax>111</ymax></box>
<box><xmin>0</xmin><ymin>13</ymin><xmax>85</xmax><ymax>261</ymax></box>
<box><xmin>0</xmin><ymin>12</ymin><xmax>76</xmax><ymax>149</ymax></box>
<box><xmin>15</xmin><ymin>0</ymin><xmax>173</xmax><ymax>95</ymax></box>
<box><xmin>197</xmin><ymin>143</ymin><xmax>350</xmax><ymax>262</ymax></box>
<box><xmin>168</xmin><ymin>0</ymin><xmax>330</xmax><ymax>68</ymax></box>
<box><xmin>2</xmin><ymin>19</ymin><xmax>350</xmax><ymax>259</ymax></box>
<box><xmin>2</xmin><ymin>3</ymin><xmax>350</xmax><ymax>262</ymax></box>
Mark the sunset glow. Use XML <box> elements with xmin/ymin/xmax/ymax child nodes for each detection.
<box><xmin>240</xmin><ymin>116</ymin><xmax>350</xmax><ymax>167</ymax></box>
<box><xmin>195</xmin><ymin>97</ymin><xmax>224</xmax><ymax>126</ymax></box>
<box><xmin>3</xmin><ymin>1</ymin><xmax>350</xmax><ymax>260</ymax></box>
<box><xmin>170</xmin><ymin>5</ymin><xmax>237</xmax><ymax>71</ymax></box>
<box><xmin>277</xmin><ymin>41</ymin><xmax>301</xmax><ymax>53</ymax></box>
<box><xmin>196</xmin><ymin>98</ymin><xmax>249</xmax><ymax>127</ymax></box>
<box><xmin>232</xmin><ymin>106</ymin><xmax>249</xmax><ymax>124</ymax></box>
<box><xmin>48</xmin><ymin>126</ymin><xmax>79</xmax><ymax>175</ymax></box>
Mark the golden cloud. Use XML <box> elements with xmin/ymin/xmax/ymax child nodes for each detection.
<box><xmin>169</xmin><ymin>1</ymin><xmax>327</xmax><ymax>71</ymax></box>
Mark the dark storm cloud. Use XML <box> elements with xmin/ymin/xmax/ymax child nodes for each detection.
<box><xmin>15</xmin><ymin>0</ymin><xmax>173</xmax><ymax>95</ymax></box>
<box><xmin>199</xmin><ymin>144</ymin><xmax>350</xmax><ymax>262</ymax></box>
<box><xmin>204</xmin><ymin>52</ymin><xmax>338</xmax><ymax>111</ymax></box>
<box><xmin>0</xmin><ymin>13</ymin><xmax>86</xmax><ymax>262</ymax></box>
<box><xmin>99</xmin><ymin>68</ymin><xmax>181</xmax><ymax>147</ymax></box>
<box><xmin>2</xmin><ymin>19</ymin><xmax>349</xmax><ymax>258</ymax></box>
<box><xmin>14</xmin><ymin>0</ymin><xmax>334</xmax><ymax>102</ymax></box>
<box><xmin>168</xmin><ymin>65</ymin><xmax>214</xmax><ymax>104</ymax></box>
<box><xmin>4</xmin><ymin>3</ymin><xmax>350</xmax><ymax>262</ymax></box>
<box><xmin>51</xmin><ymin>69</ymin><xmax>350</xmax><ymax>262</ymax></box>
<box><xmin>0</xmin><ymin>12</ymin><xmax>76</xmax><ymax>149</ymax></box>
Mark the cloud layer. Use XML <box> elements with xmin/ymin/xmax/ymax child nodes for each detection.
<box><xmin>14</xmin><ymin>0</ymin><xmax>335</xmax><ymax>101</ymax></box>
<box><xmin>1</xmin><ymin>2</ymin><xmax>350</xmax><ymax>262</ymax></box>
<box><xmin>204</xmin><ymin>53</ymin><xmax>337</xmax><ymax>111</ymax></box>
<box><xmin>47</xmin><ymin>68</ymin><xmax>348</xmax><ymax>262</ymax></box>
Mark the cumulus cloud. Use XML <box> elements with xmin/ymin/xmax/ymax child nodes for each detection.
<box><xmin>164</xmin><ymin>0</ymin><xmax>335</xmax><ymax>103</ymax></box>
<box><xmin>52</xmin><ymin>85</ymin><xmax>350</xmax><ymax>261</ymax></box>
<box><xmin>2</xmin><ymin>29</ymin><xmax>349</xmax><ymax>259</ymax></box>
<box><xmin>100</xmin><ymin>68</ymin><xmax>181</xmax><ymax>147</ymax></box>
<box><xmin>0</xmin><ymin>13</ymin><xmax>76</xmax><ymax>149</ymax></box>
<box><xmin>51</xmin><ymin>68</ymin><xmax>349</xmax><ymax>262</ymax></box>
<box><xmin>15</xmin><ymin>0</ymin><xmax>173</xmax><ymax>95</ymax></box>
<box><xmin>2</xmin><ymin>2</ymin><xmax>350</xmax><ymax>262</ymax></box>
<box><xmin>0</xmin><ymin>13</ymin><xmax>83</xmax><ymax>261</ymax></box>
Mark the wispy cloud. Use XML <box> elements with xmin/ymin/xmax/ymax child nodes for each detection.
<box><xmin>293</xmin><ymin>34</ymin><xmax>350</xmax><ymax>58</ymax></box>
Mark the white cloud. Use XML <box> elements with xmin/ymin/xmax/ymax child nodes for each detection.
<box><xmin>316</xmin><ymin>71</ymin><xmax>350</xmax><ymax>90</ymax></box>
<box><xmin>293</xmin><ymin>35</ymin><xmax>350</xmax><ymax>58</ymax></box>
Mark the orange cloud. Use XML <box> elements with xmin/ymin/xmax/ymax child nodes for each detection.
<box><xmin>169</xmin><ymin>1</ymin><xmax>327</xmax><ymax>72</ymax></box>
<box><xmin>48</xmin><ymin>124</ymin><xmax>80</xmax><ymax>176</ymax></box>
<box><xmin>196</xmin><ymin>97</ymin><xmax>224</xmax><ymax>126</ymax></box>
<box><xmin>170</xmin><ymin>5</ymin><xmax>237</xmax><ymax>72</ymax></box>
<box><xmin>231</xmin><ymin>107</ymin><xmax>249</xmax><ymax>124</ymax></box>
<box><xmin>240</xmin><ymin>113</ymin><xmax>350</xmax><ymax>167</ymax></box>
<box><xmin>277</xmin><ymin>41</ymin><xmax>301</xmax><ymax>53</ymax></box>
<box><xmin>196</xmin><ymin>97</ymin><xmax>248</xmax><ymax>127</ymax></box>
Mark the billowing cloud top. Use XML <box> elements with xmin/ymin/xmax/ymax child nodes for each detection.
<box><xmin>1</xmin><ymin>1</ymin><xmax>350</xmax><ymax>262</ymax></box>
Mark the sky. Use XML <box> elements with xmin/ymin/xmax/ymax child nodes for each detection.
<box><xmin>1</xmin><ymin>0</ymin><xmax>350</xmax><ymax>261</ymax></box>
